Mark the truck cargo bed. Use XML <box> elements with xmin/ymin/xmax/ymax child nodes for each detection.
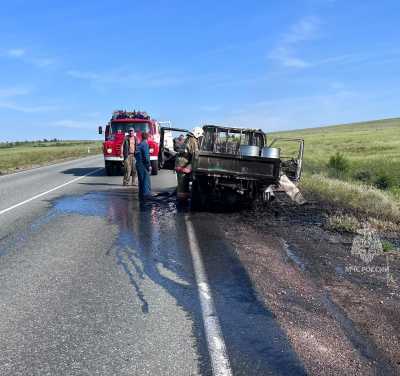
<box><xmin>193</xmin><ymin>151</ymin><xmax>281</xmax><ymax>181</ymax></box>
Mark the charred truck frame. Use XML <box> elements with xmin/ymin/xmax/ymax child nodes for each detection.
<box><xmin>159</xmin><ymin>125</ymin><xmax>304</xmax><ymax>209</ymax></box>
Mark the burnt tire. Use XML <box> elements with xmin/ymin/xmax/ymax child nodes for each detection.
<box><xmin>151</xmin><ymin>160</ymin><xmax>158</xmax><ymax>175</ymax></box>
<box><xmin>190</xmin><ymin>179</ymin><xmax>206</xmax><ymax>211</ymax></box>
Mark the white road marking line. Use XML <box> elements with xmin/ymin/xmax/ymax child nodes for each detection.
<box><xmin>185</xmin><ymin>217</ymin><xmax>233</xmax><ymax>376</ymax></box>
<box><xmin>0</xmin><ymin>168</ymin><xmax>103</xmax><ymax>216</ymax></box>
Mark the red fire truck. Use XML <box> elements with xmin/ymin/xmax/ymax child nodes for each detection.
<box><xmin>98</xmin><ymin>110</ymin><xmax>163</xmax><ymax>176</ymax></box>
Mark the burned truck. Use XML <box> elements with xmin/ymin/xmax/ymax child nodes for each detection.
<box><xmin>159</xmin><ymin>125</ymin><xmax>305</xmax><ymax>209</ymax></box>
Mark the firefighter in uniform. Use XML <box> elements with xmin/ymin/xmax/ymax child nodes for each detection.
<box><xmin>175</xmin><ymin>128</ymin><xmax>202</xmax><ymax>200</ymax></box>
<box><xmin>122</xmin><ymin>128</ymin><xmax>137</xmax><ymax>186</ymax></box>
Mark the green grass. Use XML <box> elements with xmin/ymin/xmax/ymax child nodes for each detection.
<box><xmin>301</xmin><ymin>174</ymin><xmax>400</xmax><ymax>223</ymax></box>
<box><xmin>0</xmin><ymin>140</ymin><xmax>102</xmax><ymax>174</ymax></box>
<box><xmin>382</xmin><ymin>240</ymin><xmax>397</xmax><ymax>253</ymax></box>
<box><xmin>271</xmin><ymin>118</ymin><xmax>400</xmax><ymax>191</ymax></box>
<box><xmin>326</xmin><ymin>214</ymin><xmax>361</xmax><ymax>233</ymax></box>
<box><xmin>271</xmin><ymin>118</ymin><xmax>400</xmax><ymax>226</ymax></box>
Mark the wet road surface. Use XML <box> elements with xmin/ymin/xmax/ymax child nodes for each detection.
<box><xmin>0</xmin><ymin>156</ymin><xmax>306</xmax><ymax>375</ymax></box>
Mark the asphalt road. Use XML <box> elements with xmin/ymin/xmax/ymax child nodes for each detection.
<box><xmin>0</xmin><ymin>156</ymin><xmax>306</xmax><ymax>375</ymax></box>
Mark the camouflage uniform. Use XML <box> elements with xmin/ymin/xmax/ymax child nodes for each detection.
<box><xmin>123</xmin><ymin>136</ymin><xmax>137</xmax><ymax>186</ymax></box>
<box><xmin>175</xmin><ymin>135</ymin><xmax>199</xmax><ymax>199</ymax></box>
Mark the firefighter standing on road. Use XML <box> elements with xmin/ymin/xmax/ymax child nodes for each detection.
<box><xmin>175</xmin><ymin>129</ymin><xmax>202</xmax><ymax>200</ymax></box>
<box><xmin>135</xmin><ymin>132</ymin><xmax>152</xmax><ymax>199</ymax></box>
<box><xmin>173</xmin><ymin>134</ymin><xmax>185</xmax><ymax>152</ymax></box>
<box><xmin>122</xmin><ymin>128</ymin><xmax>137</xmax><ymax>186</ymax></box>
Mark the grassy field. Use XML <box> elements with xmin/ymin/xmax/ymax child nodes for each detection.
<box><xmin>0</xmin><ymin>140</ymin><xmax>102</xmax><ymax>174</ymax></box>
<box><xmin>271</xmin><ymin>118</ymin><xmax>400</xmax><ymax>226</ymax></box>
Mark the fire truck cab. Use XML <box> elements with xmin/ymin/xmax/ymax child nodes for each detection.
<box><xmin>98</xmin><ymin>110</ymin><xmax>161</xmax><ymax>176</ymax></box>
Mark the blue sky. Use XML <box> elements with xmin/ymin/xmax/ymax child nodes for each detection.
<box><xmin>1</xmin><ymin>0</ymin><xmax>399</xmax><ymax>141</ymax></box>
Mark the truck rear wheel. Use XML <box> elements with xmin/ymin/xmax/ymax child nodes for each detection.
<box><xmin>190</xmin><ymin>179</ymin><xmax>206</xmax><ymax>211</ymax></box>
<box><xmin>105</xmin><ymin>162</ymin><xmax>113</xmax><ymax>176</ymax></box>
<box><xmin>151</xmin><ymin>160</ymin><xmax>158</xmax><ymax>175</ymax></box>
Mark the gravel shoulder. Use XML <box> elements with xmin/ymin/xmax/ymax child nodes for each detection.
<box><xmin>214</xmin><ymin>195</ymin><xmax>400</xmax><ymax>375</ymax></box>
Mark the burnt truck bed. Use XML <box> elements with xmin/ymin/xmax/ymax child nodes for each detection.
<box><xmin>192</xmin><ymin>151</ymin><xmax>281</xmax><ymax>183</ymax></box>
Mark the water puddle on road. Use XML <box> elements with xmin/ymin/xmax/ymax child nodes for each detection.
<box><xmin>48</xmin><ymin>189</ymin><xmax>213</xmax><ymax>374</ymax></box>
<box><xmin>53</xmin><ymin>192</ymin><xmax>109</xmax><ymax>217</ymax></box>
<box><xmin>50</xmin><ymin>191</ymin><xmax>195</xmax><ymax>305</ymax></box>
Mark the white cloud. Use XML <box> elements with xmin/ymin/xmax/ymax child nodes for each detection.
<box><xmin>0</xmin><ymin>100</ymin><xmax>59</xmax><ymax>113</ymax></box>
<box><xmin>200</xmin><ymin>105</ymin><xmax>222</xmax><ymax>112</ymax></box>
<box><xmin>282</xmin><ymin>57</ymin><xmax>311</xmax><ymax>68</ymax></box>
<box><xmin>221</xmin><ymin>90</ymin><xmax>368</xmax><ymax>131</ymax></box>
<box><xmin>282</xmin><ymin>16</ymin><xmax>320</xmax><ymax>44</ymax></box>
<box><xmin>30</xmin><ymin>57</ymin><xmax>56</xmax><ymax>68</ymax></box>
<box><xmin>269</xmin><ymin>16</ymin><xmax>321</xmax><ymax>69</ymax></box>
<box><xmin>53</xmin><ymin>119</ymin><xmax>100</xmax><ymax>130</ymax></box>
<box><xmin>3</xmin><ymin>47</ymin><xmax>55</xmax><ymax>68</ymax></box>
<box><xmin>270</xmin><ymin>46</ymin><xmax>311</xmax><ymax>68</ymax></box>
<box><xmin>66</xmin><ymin>68</ymin><xmax>186</xmax><ymax>89</ymax></box>
<box><xmin>142</xmin><ymin>75</ymin><xmax>185</xmax><ymax>88</ymax></box>
<box><xmin>0</xmin><ymin>87</ymin><xmax>31</xmax><ymax>98</ymax></box>
<box><xmin>0</xmin><ymin>87</ymin><xmax>58</xmax><ymax>112</ymax></box>
<box><xmin>7</xmin><ymin>48</ymin><xmax>26</xmax><ymax>57</ymax></box>
<box><xmin>67</xmin><ymin>70</ymin><xmax>100</xmax><ymax>80</ymax></box>
<box><xmin>0</xmin><ymin>102</ymin><xmax>58</xmax><ymax>113</ymax></box>
<box><xmin>329</xmin><ymin>82</ymin><xmax>345</xmax><ymax>90</ymax></box>
<box><xmin>270</xmin><ymin>17</ymin><xmax>400</xmax><ymax>71</ymax></box>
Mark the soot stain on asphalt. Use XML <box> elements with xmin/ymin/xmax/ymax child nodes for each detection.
<box><xmin>50</xmin><ymin>190</ymin><xmax>213</xmax><ymax>375</ymax></box>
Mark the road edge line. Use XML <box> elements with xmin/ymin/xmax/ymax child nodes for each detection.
<box><xmin>0</xmin><ymin>167</ymin><xmax>103</xmax><ymax>216</ymax></box>
<box><xmin>185</xmin><ymin>216</ymin><xmax>233</xmax><ymax>376</ymax></box>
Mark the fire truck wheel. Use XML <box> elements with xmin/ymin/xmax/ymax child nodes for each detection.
<box><xmin>151</xmin><ymin>160</ymin><xmax>158</xmax><ymax>175</ymax></box>
<box><xmin>105</xmin><ymin>162</ymin><xmax>113</xmax><ymax>176</ymax></box>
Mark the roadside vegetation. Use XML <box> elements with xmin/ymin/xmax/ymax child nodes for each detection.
<box><xmin>0</xmin><ymin>140</ymin><xmax>102</xmax><ymax>174</ymax></box>
<box><xmin>272</xmin><ymin>118</ymin><xmax>400</xmax><ymax>231</ymax></box>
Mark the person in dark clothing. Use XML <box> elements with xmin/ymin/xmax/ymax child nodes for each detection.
<box><xmin>135</xmin><ymin>132</ymin><xmax>151</xmax><ymax>198</ymax></box>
